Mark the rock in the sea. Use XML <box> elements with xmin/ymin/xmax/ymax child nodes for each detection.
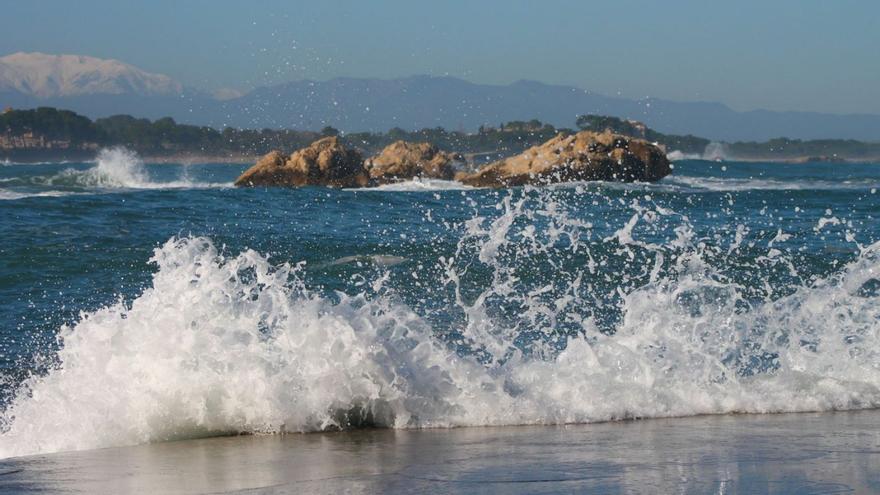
<box><xmin>457</xmin><ymin>131</ymin><xmax>671</xmax><ymax>187</ymax></box>
<box><xmin>367</xmin><ymin>141</ymin><xmax>458</xmax><ymax>183</ymax></box>
<box><xmin>234</xmin><ymin>137</ymin><xmax>368</xmax><ymax>188</ymax></box>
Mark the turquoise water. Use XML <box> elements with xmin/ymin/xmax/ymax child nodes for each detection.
<box><xmin>0</xmin><ymin>149</ymin><xmax>879</xmax><ymax>458</ymax></box>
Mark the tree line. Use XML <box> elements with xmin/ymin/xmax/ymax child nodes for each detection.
<box><xmin>3</xmin><ymin>106</ymin><xmax>878</xmax><ymax>159</ymax></box>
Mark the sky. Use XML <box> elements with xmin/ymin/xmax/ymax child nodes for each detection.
<box><xmin>2</xmin><ymin>0</ymin><xmax>879</xmax><ymax>114</ymax></box>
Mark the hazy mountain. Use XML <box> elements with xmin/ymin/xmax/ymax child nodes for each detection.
<box><xmin>218</xmin><ymin>76</ymin><xmax>629</xmax><ymax>132</ymax></box>
<box><xmin>0</xmin><ymin>52</ymin><xmax>183</xmax><ymax>98</ymax></box>
<box><xmin>2</xmin><ymin>53</ymin><xmax>879</xmax><ymax>142</ymax></box>
<box><xmin>217</xmin><ymin>76</ymin><xmax>880</xmax><ymax>142</ymax></box>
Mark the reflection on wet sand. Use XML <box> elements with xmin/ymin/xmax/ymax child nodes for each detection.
<box><xmin>2</xmin><ymin>410</ymin><xmax>879</xmax><ymax>494</ymax></box>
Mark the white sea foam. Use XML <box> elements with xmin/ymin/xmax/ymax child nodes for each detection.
<box><xmin>351</xmin><ymin>178</ymin><xmax>474</xmax><ymax>192</ymax></box>
<box><xmin>0</xmin><ymin>190</ymin><xmax>77</xmax><ymax>200</ymax></box>
<box><xmin>702</xmin><ymin>142</ymin><xmax>729</xmax><ymax>161</ymax></box>
<box><xmin>666</xmin><ymin>150</ymin><xmax>703</xmax><ymax>161</ymax></box>
<box><xmin>1</xmin><ymin>195</ymin><xmax>879</xmax><ymax>459</ymax></box>
<box><xmin>667</xmin><ymin>142</ymin><xmax>727</xmax><ymax>162</ymax></box>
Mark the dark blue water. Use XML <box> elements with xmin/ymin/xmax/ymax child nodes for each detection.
<box><xmin>0</xmin><ymin>151</ymin><xmax>878</xmax><ymax>458</ymax></box>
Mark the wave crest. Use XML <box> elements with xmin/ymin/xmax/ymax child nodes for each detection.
<box><xmin>1</xmin><ymin>192</ymin><xmax>879</xmax><ymax>458</ymax></box>
<box><xmin>0</xmin><ymin>148</ymin><xmax>230</xmax><ymax>197</ymax></box>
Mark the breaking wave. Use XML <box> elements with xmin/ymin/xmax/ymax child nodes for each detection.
<box><xmin>0</xmin><ymin>148</ymin><xmax>230</xmax><ymax>195</ymax></box>
<box><xmin>356</xmin><ymin>178</ymin><xmax>474</xmax><ymax>192</ymax></box>
<box><xmin>1</xmin><ymin>191</ymin><xmax>878</xmax><ymax>459</ymax></box>
<box><xmin>667</xmin><ymin>142</ymin><xmax>727</xmax><ymax>162</ymax></box>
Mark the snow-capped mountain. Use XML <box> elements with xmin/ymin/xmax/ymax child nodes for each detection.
<box><xmin>0</xmin><ymin>52</ymin><xmax>183</xmax><ymax>98</ymax></box>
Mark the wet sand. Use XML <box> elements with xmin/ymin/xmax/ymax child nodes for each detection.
<box><xmin>1</xmin><ymin>410</ymin><xmax>879</xmax><ymax>494</ymax></box>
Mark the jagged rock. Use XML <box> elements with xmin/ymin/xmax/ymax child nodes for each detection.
<box><xmin>234</xmin><ymin>137</ymin><xmax>368</xmax><ymax>188</ymax></box>
<box><xmin>367</xmin><ymin>141</ymin><xmax>458</xmax><ymax>183</ymax></box>
<box><xmin>457</xmin><ymin>131</ymin><xmax>671</xmax><ymax>187</ymax></box>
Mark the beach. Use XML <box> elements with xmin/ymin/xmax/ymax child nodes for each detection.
<box><xmin>2</xmin><ymin>410</ymin><xmax>879</xmax><ymax>494</ymax></box>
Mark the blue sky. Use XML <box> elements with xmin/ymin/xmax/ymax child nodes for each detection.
<box><xmin>3</xmin><ymin>0</ymin><xmax>878</xmax><ymax>114</ymax></box>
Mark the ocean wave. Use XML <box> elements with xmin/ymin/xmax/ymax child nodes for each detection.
<box><xmin>59</xmin><ymin>148</ymin><xmax>231</xmax><ymax>189</ymax></box>
<box><xmin>1</xmin><ymin>193</ymin><xmax>878</xmax><ymax>459</ymax></box>
<box><xmin>348</xmin><ymin>178</ymin><xmax>474</xmax><ymax>192</ymax></box>
<box><xmin>2</xmin><ymin>148</ymin><xmax>231</xmax><ymax>192</ymax></box>
<box><xmin>0</xmin><ymin>158</ymin><xmax>94</xmax><ymax>167</ymax></box>
<box><xmin>664</xmin><ymin>175</ymin><xmax>880</xmax><ymax>192</ymax></box>
<box><xmin>0</xmin><ymin>189</ymin><xmax>78</xmax><ymax>200</ymax></box>
<box><xmin>465</xmin><ymin>175</ymin><xmax>879</xmax><ymax>194</ymax></box>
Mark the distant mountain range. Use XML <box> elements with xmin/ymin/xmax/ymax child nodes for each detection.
<box><xmin>2</xmin><ymin>52</ymin><xmax>879</xmax><ymax>142</ymax></box>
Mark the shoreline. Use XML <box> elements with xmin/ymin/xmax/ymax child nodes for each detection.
<box><xmin>3</xmin><ymin>409</ymin><xmax>878</xmax><ymax>493</ymax></box>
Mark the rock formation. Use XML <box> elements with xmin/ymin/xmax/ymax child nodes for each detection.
<box><xmin>367</xmin><ymin>141</ymin><xmax>458</xmax><ymax>183</ymax></box>
<box><xmin>457</xmin><ymin>131</ymin><xmax>671</xmax><ymax>187</ymax></box>
<box><xmin>234</xmin><ymin>137</ymin><xmax>368</xmax><ymax>188</ymax></box>
<box><xmin>234</xmin><ymin>132</ymin><xmax>670</xmax><ymax>189</ymax></box>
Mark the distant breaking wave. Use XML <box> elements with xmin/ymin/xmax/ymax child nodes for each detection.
<box><xmin>0</xmin><ymin>148</ymin><xmax>231</xmax><ymax>199</ymax></box>
<box><xmin>47</xmin><ymin>148</ymin><xmax>231</xmax><ymax>189</ymax></box>
<box><xmin>667</xmin><ymin>142</ymin><xmax>728</xmax><ymax>162</ymax></box>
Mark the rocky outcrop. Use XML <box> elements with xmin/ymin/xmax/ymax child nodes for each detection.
<box><xmin>457</xmin><ymin>131</ymin><xmax>671</xmax><ymax>187</ymax></box>
<box><xmin>234</xmin><ymin>137</ymin><xmax>368</xmax><ymax>188</ymax></box>
<box><xmin>367</xmin><ymin>141</ymin><xmax>459</xmax><ymax>183</ymax></box>
<box><xmin>234</xmin><ymin>132</ymin><xmax>671</xmax><ymax>189</ymax></box>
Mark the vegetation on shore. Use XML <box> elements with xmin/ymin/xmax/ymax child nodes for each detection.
<box><xmin>575</xmin><ymin>114</ymin><xmax>710</xmax><ymax>154</ymax></box>
<box><xmin>0</xmin><ymin>108</ymin><xmax>574</xmax><ymax>159</ymax></box>
<box><xmin>2</xmin><ymin>106</ymin><xmax>879</xmax><ymax>162</ymax></box>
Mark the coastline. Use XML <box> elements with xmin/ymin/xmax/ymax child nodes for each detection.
<box><xmin>3</xmin><ymin>410</ymin><xmax>878</xmax><ymax>493</ymax></box>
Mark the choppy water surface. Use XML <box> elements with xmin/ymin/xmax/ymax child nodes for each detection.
<box><xmin>0</xmin><ymin>150</ymin><xmax>878</xmax><ymax>458</ymax></box>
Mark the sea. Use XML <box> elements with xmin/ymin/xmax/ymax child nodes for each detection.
<box><xmin>0</xmin><ymin>147</ymin><xmax>879</xmax><ymax>459</ymax></box>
